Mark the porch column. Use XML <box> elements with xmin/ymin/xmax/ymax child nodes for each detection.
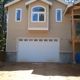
<box><xmin>72</xmin><ymin>41</ymin><xmax>76</xmax><ymax>63</ymax></box>
<box><xmin>72</xmin><ymin>8</ymin><xmax>76</xmax><ymax>64</ymax></box>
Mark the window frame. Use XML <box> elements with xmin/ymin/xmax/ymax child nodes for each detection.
<box><xmin>75</xmin><ymin>22</ymin><xmax>80</xmax><ymax>36</ymax></box>
<box><xmin>71</xmin><ymin>14</ymin><xmax>80</xmax><ymax>20</ymax></box>
<box><xmin>56</xmin><ymin>9</ymin><xmax>62</xmax><ymax>22</ymax></box>
<box><xmin>15</xmin><ymin>8</ymin><xmax>22</xmax><ymax>22</ymax></box>
<box><xmin>31</xmin><ymin>5</ymin><xmax>46</xmax><ymax>22</ymax></box>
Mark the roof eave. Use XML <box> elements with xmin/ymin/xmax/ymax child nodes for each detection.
<box><xmin>64</xmin><ymin>1</ymin><xmax>80</xmax><ymax>15</ymax></box>
<box><xmin>41</xmin><ymin>0</ymin><xmax>52</xmax><ymax>6</ymax></box>
<box><xmin>25</xmin><ymin>0</ymin><xmax>52</xmax><ymax>6</ymax></box>
<box><xmin>4</xmin><ymin>0</ymin><xmax>20</xmax><ymax>8</ymax></box>
<box><xmin>25</xmin><ymin>0</ymin><xmax>36</xmax><ymax>6</ymax></box>
<box><xmin>57</xmin><ymin>0</ymin><xmax>68</xmax><ymax>5</ymax></box>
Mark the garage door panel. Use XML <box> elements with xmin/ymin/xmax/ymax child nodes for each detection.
<box><xmin>17</xmin><ymin>39</ymin><xmax>60</xmax><ymax>62</ymax></box>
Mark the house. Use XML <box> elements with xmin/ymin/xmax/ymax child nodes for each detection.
<box><xmin>5</xmin><ymin>0</ymin><xmax>80</xmax><ymax>63</ymax></box>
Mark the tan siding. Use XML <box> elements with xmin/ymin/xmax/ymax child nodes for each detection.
<box><xmin>7</xmin><ymin>0</ymin><xmax>28</xmax><ymax>51</ymax></box>
<box><xmin>7</xmin><ymin>0</ymin><xmax>72</xmax><ymax>52</ymax></box>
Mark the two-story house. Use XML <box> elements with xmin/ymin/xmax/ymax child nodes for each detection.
<box><xmin>5</xmin><ymin>0</ymin><xmax>80</xmax><ymax>63</ymax></box>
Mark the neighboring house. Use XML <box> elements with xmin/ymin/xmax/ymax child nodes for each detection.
<box><xmin>5</xmin><ymin>0</ymin><xmax>80</xmax><ymax>63</ymax></box>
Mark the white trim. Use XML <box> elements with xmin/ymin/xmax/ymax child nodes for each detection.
<box><xmin>31</xmin><ymin>13</ymin><xmax>45</xmax><ymax>22</ymax></box>
<box><xmin>56</xmin><ymin>9</ymin><xmax>62</xmax><ymax>22</ymax></box>
<box><xmin>28</xmin><ymin>28</ymin><xmax>48</xmax><ymax>30</ymax></box>
<box><xmin>6</xmin><ymin>12</ymin><xmax>9</xmax><ymax>51</ymax></box>
<box><xmin>17</xmin><ymin>37</ymin><xmax>60</xmax><ymax>40</ymax></box>
<box><xmin>28</xmin><ymin>4</ymin><xmax>30</xmax><ymax>31</ymax></box>
<box><xmin>16</xmin><ymin>38</ymin><xmax>19</xmax><ymax>52</ymax></box>
<box><xmin>60</xmin><ymin>51</ymin><xmax>72</xmax><ymax>53</ymax></box>
<box><xmin>25</xmin><ymin>0</ymin><xmax>36</xmax><ymax>6</ymax></box>
<box><xmin>5</xmin><ymin>0</ymin><xmax>20</xmax><ymax>8</ymax></box>
<box><xmin>15</xmin><ymin>8</ymin><xmax>22</xmax><ymax>22</ymax></box>
<box><xmin>47</xmin><ymin>5</ymin><xmax>49</xmax><ymax>30</ymax></box>
<box><xmin>67</xmin><ymin>3</ymin><xmax>73</xmax><ymax>8</ymax></box>
<box><xmin>63</xmin><ymin>7</ymin><xmax>68</xmax><ymax>15</ymax></box>
<box><xmin>31</xmin><ymin>5</ymin><xmax>46</xmax><ymax>22</ymax></box>
<box><xmin>57</xmin><ymin>0</ymin><xmax>68</xmax><ymax>5</ymax></box>
<box><xmin>41</xmin><ymin>0</ymin><xmax>52</xmax><ymax>6</ymax></box>
<box><xmin>25</xmin><ymin>0</ymin><xmax>52</xmax><ymax>6</ymax></box>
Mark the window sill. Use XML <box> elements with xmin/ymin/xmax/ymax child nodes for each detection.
<box><xmin>28</xmin><ymin>28</ymin><xmax>49</xmax><ymax>30</ymax></box>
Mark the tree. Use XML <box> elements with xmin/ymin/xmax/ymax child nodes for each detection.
<box><xmin>0</xmin><ymin>0</ymin><xmax>13</xmax><ymax>51</ymax></box>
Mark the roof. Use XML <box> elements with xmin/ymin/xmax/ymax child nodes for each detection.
<box><xmin>64</xmin><ymin>0</ymin><xmax>80</xmax><ymax>15</ymax></box>
<box><xmin>57</xmin><ymin>0</ymin><xmax>68</xmax><ymax>5</ymax></box>
<box><xmin>25</xmin><ymin>0</ymin><xmax>52</xmax><ymax>6</ymax></box>
<box><xmin>5</xmin><ymin>0</ymin><xmax>71</xmax><ymax>8</ymax></box>
<box><xmin>4</xmin><ymin>0</ymin><xmax>20</xmax><ymax>8</ymax></box>
<box><xmin>5</xmin><ymin>0</ymin><xmax>52</xmax><ymax>8</ymax></box>
<box><xmin>5</xmin><ymin>0</ymin><xmax>79</xmax><ymax>15</ymax></box>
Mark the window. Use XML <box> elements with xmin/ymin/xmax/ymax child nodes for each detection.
<box><xmin>15</xmin><ymin>9</ymin><xmax>22</xmax><ymax>22</ymax></box>
<box><xmin>71</xmin><ymin>15</ymin><xmax>80</xmax><ymax>20</ymax></box>
<box><xmin>75</xmin><ymin>22</ymin><xmax>80</xmax><ymax>36</ymax></box>
<box><xmin>31</xmin><ymin>6</ymin><xmax>46</xmax><ymax>22</ymax></box>
<box><xmin>56</xmin><ymin>9</ymin><xmax>62</xmax><ymax>22</ymax></box>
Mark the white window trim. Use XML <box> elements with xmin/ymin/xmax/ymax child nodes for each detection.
<box><xmin>56</xmin><ymin>9</ymin><xmax>62</xmax><ymax>22</ymax></box>
<box><xmin>15</xmin><ymin>8</ymin><xmax>22</xmax><ymax>22</ymax></box>
<box><xmin>31</xmin><ymin>5</ymin><xmax>46</xmax><ymax>22</ymax></box>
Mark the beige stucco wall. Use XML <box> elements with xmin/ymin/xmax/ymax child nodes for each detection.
<box><xmin>7</xmin><ymin>0</ymin><xmax>72</xmax><ymax>52</ymax></box>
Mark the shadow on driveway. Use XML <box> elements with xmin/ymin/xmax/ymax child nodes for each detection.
<box><xmin>0</xmin><ymin>62</ymin><xmax>80</xmax><ymax>76</ymax></box>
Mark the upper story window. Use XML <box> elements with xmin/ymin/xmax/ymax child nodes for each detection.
<box><xmin>56</xmin><ymin>9</ymin><xmax>62</xmax><ymax>22</ymax></box>
<box><xmin>31</xmin><ymin>5</ymin><xmax>46</xmax><ymax>22</ymax></box>
<box><xmin>15</xmin><ymin>9</ymin><xmax>22</xmax><ymax>22</ymax></box>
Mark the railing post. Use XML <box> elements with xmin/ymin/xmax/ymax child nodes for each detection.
<box><xmin>72</xmin><ymin>7</ymin><xmax>76</xmax><ymax>64</ymax></box>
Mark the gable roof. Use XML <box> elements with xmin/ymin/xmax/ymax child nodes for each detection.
<box><xmin>5</xmin><ymin>0</ymin><xmax>70</xmax><ymax>8</ymax></box>
<box><xmin>64</xmin><ymin>0</ymin><xmax>80</xmax><ymax>15</ymax></box>
<box><xmin>4</xmin><ymin>0</ymin><xmax>20</xmax><ymax>8</ymax></box>
<box><xmin>57</xmin><ymin>0</ymin><xmax>68</xmax><ymax>5</ymax></box>
<box><xmin>25</xmin><ymin>0</ymin><xmax>52</xmax><ymax>6</ymax></box>
<box><xmin>5</xmin><ymin>0</ymin><xmax>52</xmax><ymax>8</ymax></box>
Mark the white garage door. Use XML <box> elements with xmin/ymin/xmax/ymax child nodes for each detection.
<box><xmin>17</xmin><ymin>38</ymin><xmax>60</xmax><ymax>62</ymax></box>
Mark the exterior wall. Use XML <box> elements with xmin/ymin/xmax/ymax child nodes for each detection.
<box><xmin>28</xmin><ymin>1</ymin><xmax>49</xmax><ymax>30</ymax></box>
<box><xmin>7</xmin><ymin>0</ymin><xmax>72</xmax><ymax>53</ymax></box>
<box><xmin>6</xmin><ymin>52</ymin><xmax>72</xmax><ymax>63</ymax></box>
<box><xmin>6</xmin><ymin>52</ymin><xmax>17</xmax><ymax>62</ymax></box>
<box><xmin>7</xmin><ymin>0</ymin><xmax>28</xmax><ymax>52</ymax></box>
<box><xmin>60</xmin><ymin>52</ymin><xmax>72</xmax><ymax>63</ymax></box>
